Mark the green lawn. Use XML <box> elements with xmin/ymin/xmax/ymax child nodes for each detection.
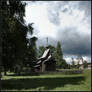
<box><xmin>1</xmin><ymin>69</ymin><xmax>91</xmax><ymax>91</ymax></box>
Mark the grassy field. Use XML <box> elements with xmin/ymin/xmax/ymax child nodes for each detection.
<box><xmin>1</xmin><ymin>69</ymin><xmax>91</xmax><ymax>91</ymax></box>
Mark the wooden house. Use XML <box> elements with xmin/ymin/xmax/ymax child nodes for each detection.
<box><xmin>34</xmin><ymin>47</ymin><xmax>56</xmax><ymax>72</ymax></box>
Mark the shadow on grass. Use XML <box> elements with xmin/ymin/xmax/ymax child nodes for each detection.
<box><xmin>1</xmin><ymin>76</ymin><xmax>85</xmax><ymax>90</ymax></box>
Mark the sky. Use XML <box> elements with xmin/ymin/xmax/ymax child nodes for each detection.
<box><xmin>23</xmin><ymin>1</ymin><xmax>91</xmax><ymax>64</ymax></box>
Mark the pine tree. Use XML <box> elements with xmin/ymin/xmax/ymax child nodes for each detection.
<box><xmin>56</xmin><ymin>41</ymin><xmax>63</xmax><ymax>59</ymax></box>
<box><xmin>0</xmin><ymin>0</ymin><xmax>27</xmax><ymax>75</ymax></box>
<box><xmin>55</xmin><ymin>41</ymin><xmax>63</xmax><ymax>68</ymax></box>
<box><xmin>54</xmin><ymin>41</ymin><xmax>68</xmax><ymax>69</ymax></box>
<box><xmin>71</xmin><ymin>58</ymin><xmax>75</xmax><ymax>68</ymax></box>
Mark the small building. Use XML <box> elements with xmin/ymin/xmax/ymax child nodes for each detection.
<box><xmin>77</xmin><ymin>54</ymin><xmax>84</xmax><ymax>69</ymax></box>
<box><xmin>34</xmin><ymin>46</ymin><xmax>56</xmax><ymax>72</ymax></box>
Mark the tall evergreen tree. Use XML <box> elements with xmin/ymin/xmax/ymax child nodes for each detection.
<box><xmin>0</xmin><ymin>0</ymin><xmax>31</xmax><ymax>75</ymax></box>
<box><xmin>71</xmin><ymin>58</ymin><xmax>75</xmax><ymax>68</ymax></box>
<box><xmin>56</xmin><ymin>41</ymin><xmax>63</xmax><ymax>59</ymax></box>
<box><xmin>55</xmin><ymin>41</ymin><xmax>67</xmax><ymax>68</ymax></box>
<box><xmin>24</xmin><ymin>37</ymin><xmax>38</xmax><ymax>71</ymax></box>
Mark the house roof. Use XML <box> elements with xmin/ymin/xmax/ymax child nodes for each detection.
<box><xmin>41</xmin><ymin>48</ymin><xmax>50</xmax><ymax>59</ymax></box>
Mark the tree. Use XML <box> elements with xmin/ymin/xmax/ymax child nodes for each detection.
<box><xmin>56</xmin><ymin>41</ymin><xmax>63</xmax><ymax>58</ymax></box>
<box><xmin>55</xmin><ymin>41</ymin><xmax>66</xmax><ymax>68</ymax></box>
<box><xmin>38</xmin><ymin>46</ymin><xmax>45</xmax><ymax>57</ymax></box>
<box><xmin>24</xmin><ymin>37</ymin><xmax>38</xmax><ymax>72</ymax></box>
<box><xmin>71</xmin><ymin>58</ymin><xmax>75</xmax><ymax>68</ymax></box>
<box><xmin>38</xmin><ymin>45</ymin><xmax>55</xmax><ymax>57</ymax></box>
<box><xmin>0</xmin><ymin>0</ymin><xmax>27</xmax><ymax>75</ymax></box>
<box><xmin>48</xmin><ymin>45</ymin><xmax>56</xmax><ymax>54</ymax></box>
<box><xmin>61</xmin><ymin>59</ymin><xmax>68</xmax><ymax>69</ymax></box>
<box><xmin>83</xmin><ymin>60</ymin><xmax>88</xmax><ymax>68</ymax></box>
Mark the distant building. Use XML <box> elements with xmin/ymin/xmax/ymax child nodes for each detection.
<box><xmin>77</xmin><ymin>54</ymin><xmax>84</xmax><ymax>69</ymax></box>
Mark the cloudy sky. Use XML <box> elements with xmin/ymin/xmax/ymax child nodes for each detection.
<box><xmin>23</xmin><ymin>1</ymin><xmax>91</xmax><ymax>64</ymax></box>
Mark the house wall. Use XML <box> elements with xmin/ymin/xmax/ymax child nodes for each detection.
<box><xmin>45</xmin><ymin>60</ymin><xmax>56</xmax><ymax>71</ymax></box>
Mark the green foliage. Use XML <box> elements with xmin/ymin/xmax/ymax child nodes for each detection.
<box><xmin>77</xmin><ymin>64</ymin><xmax>80</xmax><ymax>69</ymax></box>
<box><xmin>38</xmin><ymin>45</ymin><xmax>55</xmax><ymax>57</ymax></box>
<box><xmin>38</xmin><ymin>46</ymin><xmax>45</xmax><ymax>57</ymax></box>
<box><xmin>1</xmin><ymin>0</ymin><xmax>38</xmax><ymax>74</ymax></box>
<box><xmin>55</xmin><ymin>42</ymin><xmax>63</xmax><ymax>61</ymax></box>
<box><xmin>48</xmin><ymin>45</ymin><xmax>56</xmax><ymax>53</ymax></box>
<box><xmin>56</xmin><ymin>41</ymin><xmax>63</xmax><ymax>58</ymax></box>
<box><xmin>54</xmin><ymin>41</ymin><xmax>68</xmax><ymax>69</ymax></box>
<box><xmin>0</xmin><ymin>0</ymin><xmax>26</xmax><ymax>21</ymax></box>
<box><xmin>71</xmin><ymin>58</ymin><xmax>75</xmax><ymax>68</ymax></box>
<box><xmin>1</xmin><ymin>0</ymin><xmax>27</xmax><ymax>75</ymax></box>
<box><xmin>56</xmin><ymin>59</ymin><xmax>68</xmax><ymax>69</ymax></box>
<box><xmin>83</xmin><ymin>61</ymin><xmax>88</xmax><ymax>68</ymax></box>
<box><xmin>24</xmin><ymin>40</ymin><xmax>38</xmax><ymax>67</ymax></box>
<box><xmin>23</xmin><ymin>26</ymin><xmax>38</xmax><ymax>71</ymax></box>
<box><xmin>2</xmin><ymin>23</ymin><xmax>27</xmax><ymax>73</ymax></box>
<box><xmin>38</xmin><ymin>42</ymin><xmax>68</xmax><ymax>69</ymax></box>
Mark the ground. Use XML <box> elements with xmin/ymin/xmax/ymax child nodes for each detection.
<box><xmin>1</xmin><ymin>69</ymin><xmax>91</xmax><ymax>91</ymax></box>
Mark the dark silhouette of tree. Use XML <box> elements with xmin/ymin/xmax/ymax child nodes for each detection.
<box><xmin>0</xmin><ymin>0</ymin><xmax>27</xmax><ymax>75</ymax></box>
<box><xmin>71</xmin><ymin>58</ymin><xmax>75</xmax><ymax>68</ymax></box>
<box><xmin>56</xmin><ymin>42</ymin><xmax>63</xmax><ymax>59</ymax></box>
<box><xmin>54</xmin><ymin>41</ymin><xmax>68</xmax><ymax>69</ymax></box>
<box><xmin>38</xmin><ymin>46</ymin><xmax>45</xmax><ymax>57</ymax></box>
<box><xmin>0</xmin><ymin>0</ymin><xmax>37</xmax><ymax>75</ymax></box>
<box><xmin>24</xmin><ymin>32</ymin><xmax>38</xmax><ymax>72</ymax></box>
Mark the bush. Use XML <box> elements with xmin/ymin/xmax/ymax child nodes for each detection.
<box><xmin>56</xmin><ymin>69</ymin><xmax>83</xmax><ymax>74</ymax></box>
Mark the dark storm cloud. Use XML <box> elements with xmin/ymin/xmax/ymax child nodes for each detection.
<box><xmin>56</xmin><ymin>27</ymin><xmax>91</xmax><ymax>56</ymax></box>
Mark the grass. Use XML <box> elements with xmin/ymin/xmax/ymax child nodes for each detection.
<box><xmin>1</xmin><ymin>69</ymin><xmax>91</xmax><ymax>91</ymax></box>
